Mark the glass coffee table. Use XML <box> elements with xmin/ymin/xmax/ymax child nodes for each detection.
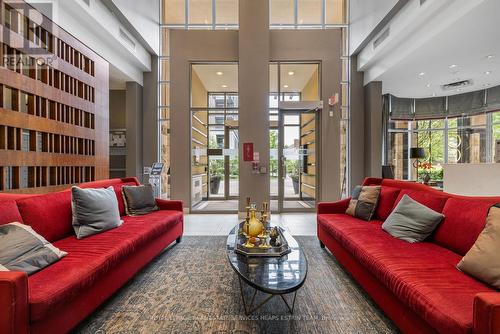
<box><xmin>226</xmin><ymin>223</ymin><xmax>308</xmax><ymax>315</ymax></box>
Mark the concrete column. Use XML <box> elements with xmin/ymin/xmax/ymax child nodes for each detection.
<box><xmin>350</xmin><ymin>56</ymin><xmax>366</xmax><ymax>188</ymax></box>
<box><xmin>364</xmin><ymin>81</ymin><xmax>383</xmax><ymax>178</ymax></box>
<box><xmin>125</xmin><ymin>81</ymin><xmax>143</xmax><ymax>181</ymax></box>
<box><xmin>238</xmin><ymin>0</ymin><xmax>270</xmax><ymax>212</ymax></box>
<box><xmin>142</xmin><ymin>55</ymin><xmax>159</xmax><ymax>184</ymax></box>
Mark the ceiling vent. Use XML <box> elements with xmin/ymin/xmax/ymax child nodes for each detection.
<box><xmin>119</xmin><ymin>28</ymin><xmax>136</xmax><ymax>50</ymax></box>
<box><xmin>442</xmin><ymin>80</ymin><xmax>473</xmax><ymax>91</ymax></box>
<box><xmin>373</xmin><ymin>27</ymin><xmax>390</xmax><ymax>49</ymax></box>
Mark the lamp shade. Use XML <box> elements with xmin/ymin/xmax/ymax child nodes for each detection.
<box><xmin>410</xmin><ymin>147</ymin><xmax>426</xmax><ymax>159</ymax></box>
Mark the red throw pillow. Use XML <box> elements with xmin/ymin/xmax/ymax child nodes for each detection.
<box><xmin>433</xmin><ymin>198</ymin><xmax>500</xmax><ymax>256</ymax></box>
<box><xmin>0</xmin><ymin>200</ymin><xmax>23</xmax><ymax>225</ymax></box>
<box><xmin>375</xmin><ymin>186</ymin><xmax>401</xmax><ymax>221</ymax></box>
<box><xmin>392</xmin><ymin>189</ymin><xmax>448</xmax><ymax>213</ymax></box>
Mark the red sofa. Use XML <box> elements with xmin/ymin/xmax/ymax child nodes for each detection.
<box><xmin>318</xmin><ymin>178</ymin><xmax>500</xmax><ymax>334</ymax></box>
<box><xmin>0</xmin><ymin>178</ymin><xmax>183</xmax><ymax>334</ymax></box>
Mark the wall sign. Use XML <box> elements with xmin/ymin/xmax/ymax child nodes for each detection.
<box><xmin>243</xmin><ymin>143</ymin><xmax>254</xmax><ymax>161</ymax></box>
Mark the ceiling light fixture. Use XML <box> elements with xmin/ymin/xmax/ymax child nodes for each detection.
<box><xmin>288</xmin><ymin>71</ymin><xmax>295</xmax><ymax>76</ymax></box>
<box><xmin>486</xmin><ymin>55</ymin><xmax>495</xmax><ymax>60</ymax></box>
<box><xmin>283</xmin><ymin>85</ymin><xmax>289</xmax><ymax>88</ymax></box>
<box><xmin>483</xmin><ymin>83</ymin><xmax>491</xmax><ymax>87</ymax></box>
<box><xmin>221</xmin><ymin>84</ymin><xmax>227</xmax><ymax>88</ymax></box>
<box><xmin>449</xmin><ymin>64</ymin><xmax>457</xmax><ymax>69</ymax></box>
<box><xmin>426</xmin><ymin>83</ymin><xmax>431</xmax><ymax>88</ymax></box>
<box><xmin>418</xmin><ymin>72</ymin><xmax>425</xmax><ymax>77</ymax></box>
<box><xmin>485</xmin><ymin>71</ymin><xmax>492</xmax><ymax>75</ymax></box>
<box><xmin>216</xmin><ymin>71</ymin><xmax>223</xmax><ymax>76</ymax></box>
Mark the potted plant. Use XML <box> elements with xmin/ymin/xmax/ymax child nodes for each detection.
<box><xmin>418</xmin><ymin>162</ymin><xmax>432</xmax><ymax>185</ymax></box>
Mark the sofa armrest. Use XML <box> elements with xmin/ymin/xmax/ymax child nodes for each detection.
<box><xmin>474</xmin><ymin>292</ymin><xmax>500</xmax><ymax>334</ymax></box>
<box><xmin>156</xmin><ymin>199</ymin><xmax>184</xmax><ymax>212</ymax></box>
<box><xmin>0</xmin><ymin>271</ymin><xmax>29</xmax><ymax>334</ymax></box>
<box><xmin>317</xmin><ymin>198</ymin><xmax>351</xmax><ymax>215</ymax></box>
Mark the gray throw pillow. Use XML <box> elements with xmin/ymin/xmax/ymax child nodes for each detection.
<box><xmin>121</xmin><ymin>184</ymin><xmax>159</xmax><ymax>216</ymax></box>
<box><xmin>0</xmin><ymin>222</ymin><xmax>67</xmax><ymax>275</ymax></box>
<box><xmin>382</xmin><ymin>194</ymin><xmax>444</xmax><ymax>243</ymax></box>
<box><xmin>71</xmin><ymin>186</ymin><xmax>123</xmax><ymax>239</ymax></box>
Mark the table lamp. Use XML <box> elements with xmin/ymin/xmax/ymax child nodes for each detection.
<box><xmin>410</xmin><ymin>147</ymin><xmax>426</xmax><ymax>182</ymax></box>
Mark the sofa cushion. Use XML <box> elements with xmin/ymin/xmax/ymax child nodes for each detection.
<box><xmin>121</xmin><ymin>184</ymin><xmax>159</xmax><ymax>216</ymax></box>
<box><xmin>458</xmin><ymin>205</ymin><xmax>500</xmax><ymax>289</ymax></box>
<box><xmin>375</xmin><ymin>186</ymin><xmax>400</xmax><ymax>221</ymax></box>
<box><xmin>433</xmin><ymin>197</ymin><xmax>500</xmax><ymax>256</ymax></box>
<box><xmin>318</xmin><ymin>214</ymin><xmax>494</xmax><ymax>334</ymax></box>
<box><xmin>0</xmin><ymin>200</ymin><xmax>23</xmax><ymax>226</ymax></box>
<box><xmin>0</xmin><ymin>222</ymin><xmax>67</xmax><ymax>275</ymax></box>
<box><xmin>71</xmin><ymin>186</ymin><xmax>123</xmax><ymax>239</ymax></box>
<box><xmin>382</xmin><ymin>194</ymin><xmax>444</xmax><ymax>243</ymax></box>
<box><xmin>113</xmin><ymin>182</ymin><xmax>137</xmax><ymax>216</ymax></box>
<box><xmin>28</xmin><ymin>209</ymin><xmax>183</xmax><ymax>322</ymax></box>
<box><xmin>346</xmin><ymin>185</ymin><xmax>381</xmax><ymax>221</ymax></box>
<box><xmin>16</xmin><ymin>191</ymin><xmax>73</xmax><ymax>243</ymax></box>
<box><xmin>393</xmin><ymin>189</ymin><xmax>448</xmax><ymax>213</ymax></box>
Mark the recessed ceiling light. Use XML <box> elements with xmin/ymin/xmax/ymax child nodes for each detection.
<box><xmin>221</xmin><ymin>84</ymin><xmax>227</xmax><ymax>88</ymax></box>
<box><xmin>288</xmin><ymin>71</ymin><xmax>295</xmax><ymax>76</ymax></box>
<box><xmin>483</xmin><ymin>83</ymin><xmax>491</xmax><ymax>87</ymax></box>
<box><xmin>418</xmin><ymin>72</ymin><xmax>425</xmax><ymax>77</ymax></box>
<box><xmin>486</xmin><ymin>55</ymin><xmax>495</xmax><ymax>60</ymax></box>
<box><xmin>485</xmin><ymin>71</ymin><xmax>492</xmax><ymax>75</ymax></box>
<box><xmin>216</xmin><ymin>71</ymin><xmax>223</xmax><ymax>76</ymax></box>
<box><xmin>426</xmin><ymin>83</ymin><xmax>431</xmax><ymax>88</ymax></box>
<box><xmin>283</xmin><ymin>85</ymin><xmax>289</xmax><ymax>88</ymax></box>
<box><xmin>448</xmin><ymin>64</ymin><xmax>458</xmax><ymax>69</ymax></box>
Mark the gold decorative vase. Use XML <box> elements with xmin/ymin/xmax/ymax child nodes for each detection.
<box><xmin>247</xmin><ymin>208</ymin><xmax>264</xmax><ymax>238</ymax></box>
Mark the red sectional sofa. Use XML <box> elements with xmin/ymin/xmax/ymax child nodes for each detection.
<box><xmin>0</xmin><ymin>178</ymin><xmax>184</xmax><ymax>334</ymax></box>
<box><xmin>318</xmin><ymin>178</ymin><xmax>500</xmax><ymax>334</ymax></box>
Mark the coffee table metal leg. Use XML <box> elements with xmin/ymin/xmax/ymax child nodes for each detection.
<box><xmin>237</xmin><ymin>276</ymin><xmax>298</xmax><ymax>315</ymax></box>
<box><xmin>280</xmin><ymin>291</ymin><xmax>297</xmax><ymax>314</ymax></box>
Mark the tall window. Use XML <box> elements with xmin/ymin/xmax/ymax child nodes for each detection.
<box><xmin>161</xmin><ymin>0</ymin><xmax>239</xmax><ymax>29</ymax></box>
<box><xmin>386</xmin><ymin>107</ymin><xmax>500</xmax><ymax>183</ymax></box>
<box><xmin>270</xmin><ymin>0</ymin><xmax>347</xmax><ymax>29</ymax></box>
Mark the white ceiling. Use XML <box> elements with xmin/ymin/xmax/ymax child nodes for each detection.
<box><xmin>193</xmin><ymin>64</ymin><xmax>239</xmax><ymax>92</ymax></box>
<box><xmin>271</xmin><ymin>64</ymin><xmax>318</xmax><ymax>93</ymax></box>
<box><xmin>358</xmin><ymin>0</ymin><xmax>500</xmax><ymax>98</ymax></box>
<box><xmin>193</xmin><ymin>63</ymin><xmax>318</xmax><ymax>93</ymax></box>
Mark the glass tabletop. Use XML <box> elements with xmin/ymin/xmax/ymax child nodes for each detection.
<box><xmin>226</xmin><ymin>223</ymin><xmax>308</xmax><ymax>295</ymax></box>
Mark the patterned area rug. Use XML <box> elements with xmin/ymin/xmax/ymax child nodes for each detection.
<box><xmin>75</xmin><ymin>236</ymin><xmax>398</xmax><ymax>334</ymax></box>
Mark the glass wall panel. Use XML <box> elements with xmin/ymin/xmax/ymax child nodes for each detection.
<box><xmin>326</xmin><ymin>0</ymin><xmax>346</xmax><ymax>24</ymax></box>
<box><xmin>297</xmin><ymin>0</ymin><xmax>322</xmax><ymax>25</ymax></box>
<box><xmin>188</xmin><ymin>0</ymin><xmax>212</xmax><ymax>25</ymax></box>
<box><xmin>159</xmin><ymin>82</ymin><xmax>170</xmax><ymax>107</ymax></box>
<box><xmin>160</xmin><ymin>58</ymin><xmax>170</xmax><ymax>82</ymax></box>
<box><xmin>270</xmin><ymin>0</ymin><xmax>295</xmax><ymax>25</ymax></box>
<box><xmin>191</xmin><ymin>64</ymin><xmax>238</xmax><ymax>209</ymax></box>
<box><xmin>216</xmin><ymin>0</ymin><xmax>238</xmax><ymax>25</ymax></box>
<box><xmin>163</xmin><ymin>0</ymin><xmax>185</xmax><ymax>24</ymax></box>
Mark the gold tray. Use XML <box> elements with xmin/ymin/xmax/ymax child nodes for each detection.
<box><xmin>234</xmin><ymin>223</ymin><xmax>291</xmax><ymax>257</ymax></box>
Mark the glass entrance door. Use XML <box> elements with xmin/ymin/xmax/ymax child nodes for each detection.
<box><xmin>278</xmin><ymin>110</ymin><xmax>318</xmax><ymax>212</ymax></box>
